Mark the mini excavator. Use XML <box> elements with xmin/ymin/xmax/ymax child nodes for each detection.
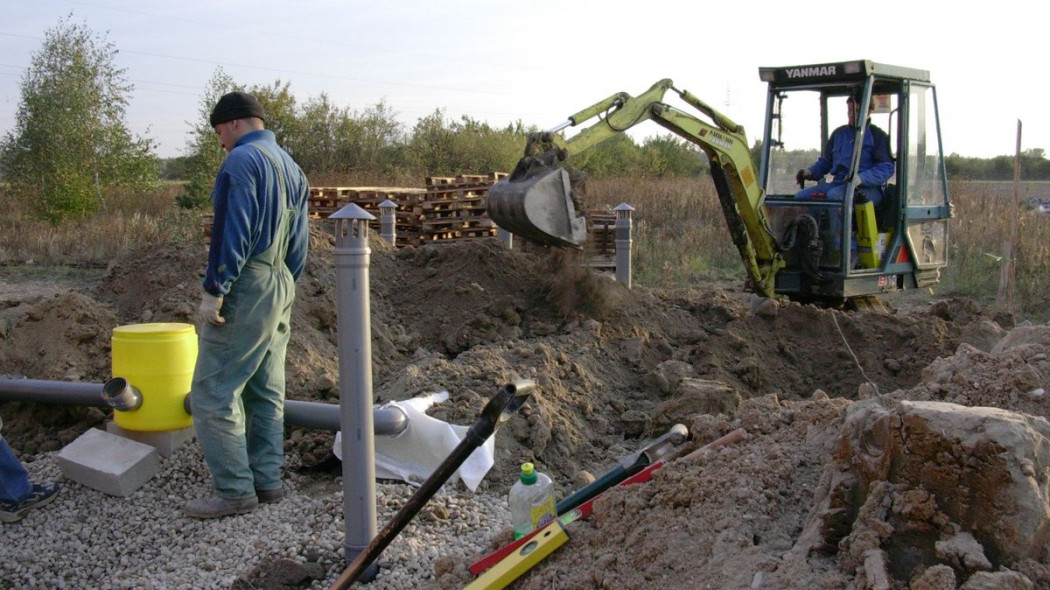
<box><xmin>487</xmin><ymin>60</ymin><xmax>952</xmax><ymax>306</ymax></box>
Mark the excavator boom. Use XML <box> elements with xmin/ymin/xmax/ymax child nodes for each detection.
<box><xmin>487</xmin><ymin>79</ymin><xmax>785</xmax><ymax>297</ymax></box>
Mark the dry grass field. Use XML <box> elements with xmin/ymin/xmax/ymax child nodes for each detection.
<box><xmin>0</xmin><ymin>177</ymin><xmax>1046</xmax><ymax>318</ymax></box>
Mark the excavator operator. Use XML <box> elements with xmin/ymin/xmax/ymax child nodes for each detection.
<box><xmin>794</xmin><ymin>89</ymin><xmax>894</xmax><ymax>207</ymax></box>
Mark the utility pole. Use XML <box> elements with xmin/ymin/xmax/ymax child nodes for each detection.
<box><xmin>996</xmin><ymin>120</ymin><xmax>1021</xmax><ymax>313</ymax></box>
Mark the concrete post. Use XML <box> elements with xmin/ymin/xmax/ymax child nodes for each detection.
<box><xmin>331</xmin><ymin>203</ymin><xmax>379</xmax><ymax>578</ymax></box>
<box><xmin>379</xmin><ymin>199</ymin><xmax>397</xmax><ymax>246</ymax></box>
<box><xmin>614</xmin><ymin>203</ymin><xmax>634</xmax><ymax>288</ymax></box>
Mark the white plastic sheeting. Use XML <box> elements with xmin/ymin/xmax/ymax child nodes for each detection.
<box><xmin>333</xmin><ymin>392</ymin><xmax>495</xmax><ymax>493</ymax></box>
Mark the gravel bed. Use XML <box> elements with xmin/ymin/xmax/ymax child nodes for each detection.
<box><xmin>0</xmin><ymin>442</ymin><xmax>509</xmax><ymax>589</ymax></box>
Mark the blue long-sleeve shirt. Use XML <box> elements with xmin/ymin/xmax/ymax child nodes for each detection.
<box><xmin>807</xmin><ymin>122</ymin><xmax>894</xmax><ymax>187</ymax></box>
<box><xmin>203</xmin><ymin>129</ymin><xmax>310</xmax><ymax>297</ymax></box>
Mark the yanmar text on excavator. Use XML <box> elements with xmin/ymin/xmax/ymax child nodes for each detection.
<box><xmin>486</xmin><ymin>60</ymin><xmax>952</xmax><ymax>307</ymax></box>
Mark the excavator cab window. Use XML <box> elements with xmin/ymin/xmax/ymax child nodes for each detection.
<box><xmin>903</xmin><ymin>83</ymin><xmax>950</xmax><ymax>269</ymax></box>
<box><xmin>763</xmin><ymin>86</ymin><xmax>900</xmax><ymax>197</ymax></box>
<box><xmin>763</xmin><ymin>90</ymin><xmax>823</xmax><ymax>196</ymax></box>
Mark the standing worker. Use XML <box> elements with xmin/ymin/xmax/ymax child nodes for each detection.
<box><xmin>185</xmin><ymin>92</ymin><xmax>310</xmax><ymax>519</ymax></box>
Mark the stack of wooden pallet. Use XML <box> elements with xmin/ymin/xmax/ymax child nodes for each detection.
<box><xmin>583</xmin><ymin>209</ymin><xmax>617</xmax><ymax>270</ymax></box>
<box><xmin>306</xmin><ymin>186</ymin><xmax>354</xmax><ymax>219</ymax></box>
<box><xmin>419</xmin><ymin>173</ymin><xmax>508</xmax><ymax>243</ymax></box>
<box><xmin>307</xmin><ymin>186</ymin><xmax>429</xmax><ymax>247</ymax></box>
<box><xmin>204</xmin><ymin>179</ymin><xmax>622</xmax><ymax>273</ymax></box>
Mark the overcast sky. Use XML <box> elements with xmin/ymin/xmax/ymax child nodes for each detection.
<box><xmin>1</xmin><ymin>0</ymin><xmax>1044</xmax><ymax>161</ymax></box>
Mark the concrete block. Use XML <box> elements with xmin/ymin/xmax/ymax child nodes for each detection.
<box><xmin>105</xmin><ymin>421</ymin><xmax>195</xmax><ymax>458</ymax></box>
<box><xmin>57</xmin><ymin>428</ymin><xmax>160</xmax><ymax>497</ymax></box>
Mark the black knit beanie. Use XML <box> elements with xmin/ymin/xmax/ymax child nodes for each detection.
<box><xmin>210</xmin><ymin>92</ymin><xmax>266</xmax><ymax>127</ymax></box>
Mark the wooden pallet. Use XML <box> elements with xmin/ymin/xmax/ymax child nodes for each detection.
<box><xmin>421</xmin><ymin>194</ymin><xmax>486</xmax><ymax>209</ymax></box>
<box><xmin>413</xmin><ymin>173</ymin><xmax>504</xmax><ymax>242</ymax></box>
<box><xmin>585</xmin><ymin>210</ymin><xmax>617</xmax><ymax>256</ymax></box>
<box><xmin>423</xmin><ymin>227</ymin><xmax>498</xmax><ymax>241</ymax></box>
<box><xmin>421</xmin><ymin>208</ymin><xmax>487</xmax><ymax>220</ymax></box>
<box><xmin>424</xmin><ymin>172</ymin><xmax>507</xmax><ymax>189</ymax></box>
<box><xmin>304</xmin><ymin>176</ymin><xmax>517</xmax><ymax>245</ymax></box>
<box><xmin>308</xmin><ymin>186</ymin><xmax>429</xmax><ymax>220</ymax></box>
<box><xmin>422</xmin><ymin>218</ymin><xmax>494</xmax><ymax>230</ymax></box>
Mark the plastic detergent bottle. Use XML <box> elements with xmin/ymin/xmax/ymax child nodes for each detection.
<box><xmin>509</xmin><ymin>462</ymin><xmax>556</xmax><ymax>539</ymax></box>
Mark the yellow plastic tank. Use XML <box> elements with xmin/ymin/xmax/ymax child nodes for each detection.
<box><xmin>111</xmin><ymin>322</ymin><xmax>197</xmax><ymax>431</ymax></box>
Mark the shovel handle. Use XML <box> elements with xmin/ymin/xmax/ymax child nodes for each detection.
<box><xmin>683</xmin><ymin>428</ymin><xmax>747</xmax><ymax>461</ymax></box>
<box><xmin>328</xmin><ymin>381</ymin><xmax>536</xmax><ymax>590</ymax></box>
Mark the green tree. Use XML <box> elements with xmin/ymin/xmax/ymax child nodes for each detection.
<box><xmin>749</xmin><ymin>140</ymin><xmax>763</xmax><ymax>172</ymax></box>
<box><xmin>0</xmin><ymin>16</ymin><xmax>157</xmax><ymax>222</ymax></box>
<box><xmin>158</xmin><ymin>156</ymin><xmax>192</xmax><ymax>181</ymax></box>
<box><xmin>570</xmin><ymin>134</ymin><xmax>645</xmax><ymax>176</ymax></box>
<box><xmin>405</xmin><ymin>109</ymin><xmax>457</xmax><ymax>173</ymax></box>
<box><xmin>355</xmin><ymin>100</ymin><xmax>404</xmax><ymax>174</ymax></box>
<box><xmin>640</xmin><ymin>134</ymin><xmax>709</xmax><ymax>177</ymax></box>
<box><xmin>293</xmin><ymin>92</ymin><xmax>351</xmax><ymax>174</ymax></box>
<box><xmin>404</xmin><ymin>110</ymin><xmax>526</xmax><ymax>175</ymax></box>
<box><xmin>247</xmin><ymin>80</ymin><xmax>299</xmax><ymax>153</ymax></box>
<box><xmin>177</xmin><ymin>69</ymin><xmax>234</xmax><ymax>209</ymax></box>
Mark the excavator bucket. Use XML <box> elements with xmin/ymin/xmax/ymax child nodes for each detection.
<box><xmin>486</xmin><ymin>167</ymin><xmax>588</xmax><ymax>249</ymax></box>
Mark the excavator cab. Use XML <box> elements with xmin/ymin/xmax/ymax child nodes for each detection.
<box><xmin>758</xmin><ymin>60</ymin><xmax>952</xmax><ymax>301</ymax></box>
<box><xmin>487</xmin><ymin>61</ymin><xmax>951</xmax><ymax>305</ymax></box>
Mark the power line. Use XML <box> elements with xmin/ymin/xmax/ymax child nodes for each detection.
<box><xmin>0</xmin><ymin>30</ymin><xmax>513</xmax><ymax>97</ymax></box>
<box><xmin>61</xmin><ymin>0</ymin><xmax>544</xmax><ymax>72</ymax></box>
<box><xmin>120</xmin><ymin>47</ymin><xmax>513</xmax><ymax>96</ymax></box>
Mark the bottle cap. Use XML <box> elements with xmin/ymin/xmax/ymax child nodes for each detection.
<box><xmin>519</xmin><ymin>462</ymin><xmax>537</xmax><ymax>485</ymax></box>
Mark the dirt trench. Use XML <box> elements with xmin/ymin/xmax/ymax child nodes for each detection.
<box><xmin>2</xmin><ymin>227</ymin><xmax>1047</xmax><ymax>589</ymax></box>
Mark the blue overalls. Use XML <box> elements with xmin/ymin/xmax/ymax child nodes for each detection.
<box><xmin>796</xmin><ymin>123</ymin><xmax>894</xmax><ymax>256</ymax></box>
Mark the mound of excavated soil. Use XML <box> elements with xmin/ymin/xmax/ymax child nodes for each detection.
<box><xmin>2</xmin><ymin>226</ymin><xmax>1048</xmax><ymax>589</ymax></box>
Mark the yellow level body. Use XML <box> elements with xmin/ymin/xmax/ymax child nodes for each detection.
<box><xmin>463</xmin><ymin>520</ymin><xmax>569</xmax><ymax>590</ymax></box>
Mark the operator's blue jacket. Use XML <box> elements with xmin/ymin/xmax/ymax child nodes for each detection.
<box><xmin>806</xmin><ymin>122</ymin><xmax>895</xmax><ymax>189</ymax></box>
<box><xmin>203</xmin><ymin>130</ymin><xmax>310</xmax><ymax>297</ymax></box>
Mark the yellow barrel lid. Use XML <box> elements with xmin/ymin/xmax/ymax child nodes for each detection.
<box><xmin>114</xmin><ymin>322</ymin><xmax>195</xmax><ymax>335</ymax></box>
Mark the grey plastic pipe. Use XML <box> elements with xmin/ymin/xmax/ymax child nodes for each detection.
<box><xmin>331</xmin><ymin>204</ymin><xmax>380</xmax><ymax>578</ymax></box>
<box><xmin>0</xmin><ymin>378</ymin><xmax>408</xmax><ymax>436</ymax></box>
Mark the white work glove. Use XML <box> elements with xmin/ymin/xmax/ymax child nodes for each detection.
<box><xmin>198</xmin><ymin>293</ymin><xmax>226</xmax><ymax>326</ymax></box>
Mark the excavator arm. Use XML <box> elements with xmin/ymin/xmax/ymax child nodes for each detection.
<box><xmin>487</xmin><ymin>79</ymin><xmax>786</xmax><ymax>298</ymax></box>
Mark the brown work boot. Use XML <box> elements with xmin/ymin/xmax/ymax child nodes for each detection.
<box><xmin>184</xmin><ymin>495</ymin><xmax>258</xmax><ymax>519</ymax></box>
<box><xmin>255</xmin><ymin>487</ymin><xmax>283</xmax><ymax>504</ymax></box>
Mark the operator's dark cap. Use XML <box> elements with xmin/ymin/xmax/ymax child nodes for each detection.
<box><xmin>848</xmin><ymin>88</ymin><xmax>875</xmax><ymax>111</ymax></box>
<box><xmin>210</xmin><ymin>92</ymin><xmax>266</xmax><ymax>127</ymax></box>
